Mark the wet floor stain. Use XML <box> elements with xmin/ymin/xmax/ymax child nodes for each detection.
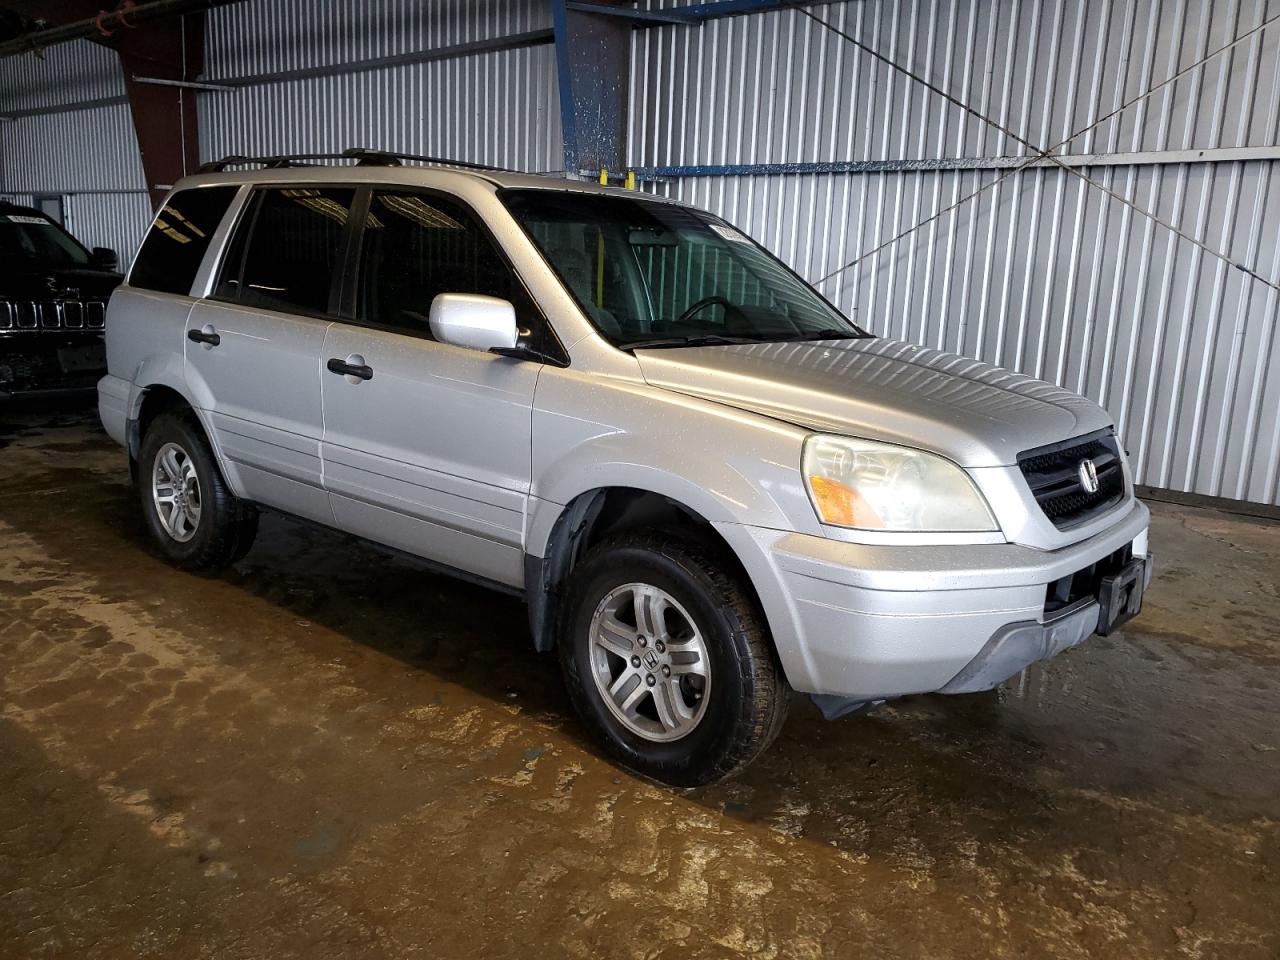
<box><xmin>0</xmin><ymin>405</ymin><xmax>1278</xmax><ymax>959</ymax></box>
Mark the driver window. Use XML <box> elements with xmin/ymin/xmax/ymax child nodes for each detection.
<box><xmin>358</xmin><ymin>191</ymin><xmax>520</xmax><ymax>335</ymax></box>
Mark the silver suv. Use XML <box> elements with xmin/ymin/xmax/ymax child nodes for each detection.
<box><xmin>99</xmin><ymin>150</ymin><xmax>1152</xmax><ymax>786</ymax></box>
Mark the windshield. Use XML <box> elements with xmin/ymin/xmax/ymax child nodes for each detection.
<box><xmin>501</xmin><ymin>189</ymin><xmax>865</xmax><ymax>348</ymax></box>
<box><xmin>0</xmin><ymin>212</ymin><xmax>91</xmax><ymax>267</ymax></box>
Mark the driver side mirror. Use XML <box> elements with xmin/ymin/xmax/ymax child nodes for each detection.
<box><xmin>429</xmin><ymin>293</ymin><xmax>519</xmax><ymax>352</ymax></box>
<box><xmin>91</xmin><ymin>247</ymin><xmax>119</xmax><ymax>272</ymax></box>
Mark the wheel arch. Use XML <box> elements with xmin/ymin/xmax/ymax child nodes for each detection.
<box><xmin>126</xmin><ymin>380</ymin><xmax>225</xmax><ymax>491</ymax></box>
<box><xmin>524</xmin><ymin>486</ymin><xmax>770</xmax><ymax>655</ymax></box>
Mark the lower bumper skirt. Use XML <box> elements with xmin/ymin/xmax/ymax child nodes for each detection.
<box><xmin>939</xmin><ymin>599</ymin><xmax>1100</xmax><ymax>694</ymax></box>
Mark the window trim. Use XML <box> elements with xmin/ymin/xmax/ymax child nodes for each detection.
<box><xmin>205</xmin><ymin>183</ymin><xmax>360</xmax><ymax>322</ymax></box>
<box><xmin>330</xmin><ymin>184</ymin><xmax>570</xmax><ymax>366</ymax></box>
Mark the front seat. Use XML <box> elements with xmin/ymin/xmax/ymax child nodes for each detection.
<box><xmin>544</xmin><ymin>239</ymin><xmax>623</xmax><ymax>336</ymax></box>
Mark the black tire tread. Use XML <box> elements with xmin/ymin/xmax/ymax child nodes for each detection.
<box><xmin>559</xmin><ymin>529</ymin><xmax>789</xmax><ymax>786</ymax></box>
<box><xmin>137</xmin><ymin>410</ymin><xmax>258</xmax><ymax>572</ymax></box>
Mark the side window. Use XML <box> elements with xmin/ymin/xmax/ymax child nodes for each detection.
<box><xmin>130</xmin><ymin>186</ymin><xmax>238</xmax><ymax>295</ymax></box>
<box><xmin>357</xmin><ymin>191</ymin><xmax>524</xmax><ymax>335</ymax></box>
<box><xmin>215</xmin><ymin>187</ymin><xmax>355</xmax><ymax>315</ymax></box>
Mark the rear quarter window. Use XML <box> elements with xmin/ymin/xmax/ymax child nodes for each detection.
<box><xmin>130</xmin><ymin>186</ymin><xmax>238</xmax><ymax>295</ymax></box>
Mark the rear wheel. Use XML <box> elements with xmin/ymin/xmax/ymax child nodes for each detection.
<box><xmin>137</xmin><ymin>411</ymin><xmax>257</xmax><ymax>571</ymax></box>
<box><xmin>558</xmin><ymin>531</ymin><xmax>789</xmax><ymax>786</ymax></box>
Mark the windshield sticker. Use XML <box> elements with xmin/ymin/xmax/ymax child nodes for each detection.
<box><xmin>5</xmin><ymin>215</ymin><xmax>47</xmax><ymax>224</ymax></box>
<box><xmin>710</xmin><ymin>223</ymin><xmax>750</xmax><ymax>244</ymax></box>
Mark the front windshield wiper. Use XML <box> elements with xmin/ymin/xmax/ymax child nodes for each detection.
<box><xmin>771</xmin><ymin>327</ymin><xmax>867</xmax><ymax>342</ymax></box>
<box><xmin>617</xmin><ymin>334</ymin><xmax>763</xmax><ymax>351</ymax></box>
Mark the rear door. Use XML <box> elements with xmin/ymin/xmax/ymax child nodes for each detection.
<box><xmin>319</xmin><ymin>188</ymin><xmax>550</xmax><ymax>586</ymax></box>
<box><xmin>185</xmin><ymin>185</ymin><xmax>355</xmax><ymax>523</ymax></box>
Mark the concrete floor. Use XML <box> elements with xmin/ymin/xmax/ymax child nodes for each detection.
<box><xmin>0</xmin><ymin>406</ymin><xmax>1277</xmax><ymax>960</ymax></box>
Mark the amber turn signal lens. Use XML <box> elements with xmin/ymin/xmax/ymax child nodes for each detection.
<box><xmin>807</xmin><ymin>476</ymin><xmax>884</xmax><ymax>529</ymax></box>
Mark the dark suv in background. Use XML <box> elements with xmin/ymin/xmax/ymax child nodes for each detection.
<box><xmin>0</xmin><ymin>201</ymin><xmax>121</xmax><ymax>396</ymax></box>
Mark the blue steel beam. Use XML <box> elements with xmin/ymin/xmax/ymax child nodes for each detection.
<box><xmin>551</xmin><ymin>0</ymin><xmax>632</xmax><ymax>174</ymax></box>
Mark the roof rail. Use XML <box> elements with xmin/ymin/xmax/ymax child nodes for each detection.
<box><xmin>196</xmin><ymin>148</ymin><xmax>511</xmax><ymax>174</ymax></box>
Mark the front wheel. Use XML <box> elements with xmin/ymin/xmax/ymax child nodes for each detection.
<box><xmin>558</xmin><ymin>531</ymin><xmax>789</xmax><ymax>786</ymax></box>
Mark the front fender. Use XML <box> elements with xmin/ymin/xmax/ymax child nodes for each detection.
<box><xmin>526</xmin><ymin>369</ymin><xmax>821</xmax><ymax>558</ymax></box>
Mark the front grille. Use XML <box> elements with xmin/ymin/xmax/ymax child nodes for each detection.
<box><xmin>1017</xmin><ymin>428</ymin><xmax>1126</xmax><ymax>530</ymax></box>
<box><xmin>0</xmin><ymin>299</ymin><xmax>107</xmax><ymax>332</ymax></box>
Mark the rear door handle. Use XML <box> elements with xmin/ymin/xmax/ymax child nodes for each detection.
<box><xmin>187</xmin><ymin>327</ymin><xmax>220</xmax><ymax>347</ymax></box>
<box><xmin>327</xmin><ymin>357</ymin><xmax>374</xmax><ymax>381</ymax></box>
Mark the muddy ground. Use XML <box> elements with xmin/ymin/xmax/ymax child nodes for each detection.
<box><xmin>1</xmin><ymin>406</ymin><xmax>1277</xmax><ymax>959</ymax></box>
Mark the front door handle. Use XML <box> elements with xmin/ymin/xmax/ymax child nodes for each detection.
<box><xmin>187</xmin><ymin>327</ymin><xmax>220</xmax><ymax>347</ymax></box>
<box><xmin>327</xmin><ymin>357</ymin><xmax>374</xmax><ymax>381</ymax></box>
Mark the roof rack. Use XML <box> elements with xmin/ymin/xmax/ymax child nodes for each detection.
<box><xmin>196</xmin><ymin>148</ymin><xmax>511</xmax><ymax>174</ymax></box>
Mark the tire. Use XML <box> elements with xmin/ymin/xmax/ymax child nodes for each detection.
<box><xmin>558</xmin><ymin>530</ymin><xmax>789</xmax><ymax>787</ymax></box>
<box><xmin>137</xmin><ymin>410</ymin><xmax>258</xmax><ymax>571</ymax></box>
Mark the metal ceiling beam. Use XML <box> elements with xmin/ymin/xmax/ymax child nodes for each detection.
<box><xmin>630</xmin><ymin>145</ymin><xmax>1280</xmax><ymax>181</ymax></box>
<box><xmin>211</xmin><ymin>29</ymin><xmax>554</xmax><ymax>88</ymax></box>
<box><xmin>0</xmin><ymin>94</ymin><xmax>130</xmax><ymax>121</ymax></box>
<box><xmin>563</xmin><ymin>0</ymin><xmax>842</xmax><ymax>28</ymax></box>
<box><xmin>0</xmin><ymin>0</ymin><xmax>244</xmax><ymax>58</ymax></box>
<box><xmin>564</xmin><ymin>2</ymin><xmax>698</xmax><ymax>23</ymax></box>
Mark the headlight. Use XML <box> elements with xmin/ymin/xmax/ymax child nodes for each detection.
<box><xmin>802</xmin><ymin>435</ymin><xmax>998</xmax><ymax>532</ymax></box>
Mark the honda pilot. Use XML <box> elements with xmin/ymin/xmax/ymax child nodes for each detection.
<box><xmin>98</xmin><ymin>151</ymin><xmax>1152</xmax><ymax>786</ymax></box>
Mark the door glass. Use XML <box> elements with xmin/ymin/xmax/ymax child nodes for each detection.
<box><xmin>131</xmin><ymin>186</ymin><xmax>238</xmax><ymax>295</ymax></box>
<box><xmin>357</xmin><ymin>191</ymin><xmax>520</xmax><ymax>335</ymax></box>
<box><xmin>217</xmin><ymin>187</ymin><xmax>354</xmax><ymax>314</ymax></box>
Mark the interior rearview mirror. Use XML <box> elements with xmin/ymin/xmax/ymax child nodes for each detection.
<box><xmin>429</xmin><ymin>293</ymin><xmax>519</xmax><ymax>352</ymax></box>
<box><xmin>627</xmin><ymin>228</ymin><xmax>678</xmax><ymax>247</ymax></box>
<box><xmin>91</xmin><ymin>246</ymin><xmax>119</xmax><ymax>271</ymax></box>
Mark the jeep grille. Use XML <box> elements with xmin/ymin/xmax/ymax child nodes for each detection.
<box><xmin>0</xmin><ymin>300</ymin><xmax>106</xmax><ymax>332</ymax></box>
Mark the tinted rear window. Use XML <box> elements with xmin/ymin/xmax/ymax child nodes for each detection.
<box><xmin>130</xmin><ymin>187</ymin><xmax>238</xmax><ymax>295</ymax></box>
<box><xmin>214</xmin><ymin>187</ymin><xmax>354</xmax><ymax>315</ymax></box>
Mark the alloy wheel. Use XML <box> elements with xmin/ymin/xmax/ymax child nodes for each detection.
<box><xmin>151</xmin><ymin>441</ymin><xmax>202</xmax><ymax>543</ymax></box>
<box><xmin>587</xmin><ymin>582</ymin><xmax>711</xmax><ymax>742</ymax></box>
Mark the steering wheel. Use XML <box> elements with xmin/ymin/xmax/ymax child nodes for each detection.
<box><xmin>675</xmin><ymin>295</ymin><xmax>739</xmax><ymax>326</ymax></box>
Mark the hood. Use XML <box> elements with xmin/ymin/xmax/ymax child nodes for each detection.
<box><xmin>635</xmin><ymin>337</ymin><xmax>1113</xmax><ymax>467</ymax></box>
<box><xmin>2</xmin><ymin>265</ymin><xmax>123</xmax><ymax>300</ymax></box>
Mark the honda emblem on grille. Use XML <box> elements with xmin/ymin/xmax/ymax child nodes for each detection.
<box><xmin>1077</xmin><ymin>458</ymin><xmax>1100</xmax><ymax>494</ymax></box>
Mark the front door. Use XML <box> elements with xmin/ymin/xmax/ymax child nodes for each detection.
<box><xmin>320</xmin><ymin>189</ymin><xmax>545</xmax><ymax>587</ymax></box>
<box><xmin>186</xmin><ymin>185</ymin><xmax>356</xmax><ymax>523</ymax></box>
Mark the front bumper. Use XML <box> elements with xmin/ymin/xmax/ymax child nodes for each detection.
<box><xmin>0</xmin><ymin>332</ymin><xmax>106</xmax><ymax>395</ymax></box>
<box><xmin>717</xmin><ymin>498</ymin><xmax>1151</xmax><ymax>701</ymax></box>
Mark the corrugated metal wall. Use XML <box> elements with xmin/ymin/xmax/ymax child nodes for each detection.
<box><xmin>198</xmin><ymin>0</ymin><xmax>562</xmax><ymax>172</ymax></box>
<box><xmin>631</xmin><ymin>0</ymin><xmax>1280</xmax><ymax>505</ymax></box>
<box><xmin>0</xmin><ymin>39</ymin><xmax>152</xmax><ymax>260</ymax></box>
<box><xmin>3</xmin><ymin>0</ymin><xmax>1276</xmax><ymax>505</ymax></box>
